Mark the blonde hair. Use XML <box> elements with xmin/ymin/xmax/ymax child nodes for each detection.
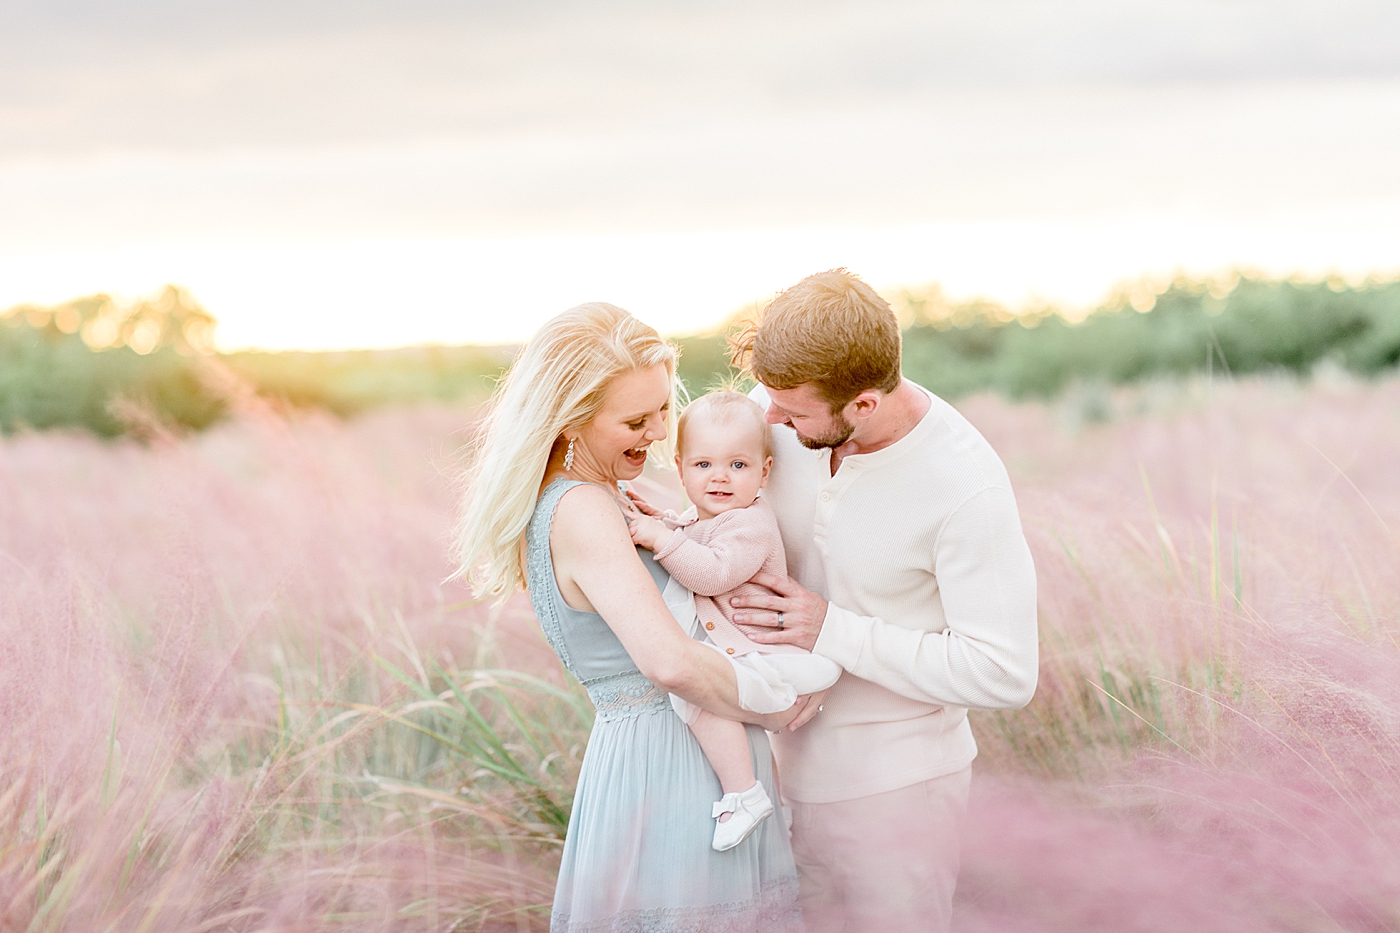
<box><xmin>731</xmin><ymin>268</ymin><xmax>902</xmax><ymax>411</ymax></box>
<box><xmin>453</xmin><ymin>303</ymin><xmax>677</xmax><ymax>599</ymax></box>
<box><xmin>676</xmin><ymin>391</ymin><xmax>772</xmax><ymax>460</ymax></box>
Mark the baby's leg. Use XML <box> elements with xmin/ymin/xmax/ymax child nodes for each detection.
<box><xmin>690</xmin><ymin>709</ymin><xmax>775</xmax><ymax>851</ymax></box>
<box><xmin>689</xmin><ymin>709</ymin><xmax>756</xmax><ymax>800</ymax></box>
<box><xmin>762</xmin><ymin>651</ymin><xmax>843</xmax><ymax>695</ymax></box>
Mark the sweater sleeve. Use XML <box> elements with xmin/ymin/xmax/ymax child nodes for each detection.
<box><xmin>654</xmin><ymin>509</ymin><xmax>774</xmax><ymax>597</ymax></box>
<box><xmin>811</xmin><ymin>485</ymin><xmax>1039</xmax><ymax>710</ymax></box>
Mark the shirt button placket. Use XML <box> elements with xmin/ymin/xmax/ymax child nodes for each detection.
<box><xmin>814</xmin><ymin>488</ymin><xmax>833</xmax><ymax>556</ymax></box>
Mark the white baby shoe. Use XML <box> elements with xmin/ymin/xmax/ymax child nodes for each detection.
<box><xmin>711</xmin><ymin>781</ymin><xmax>775</xmax><ymax>852</ymax></box>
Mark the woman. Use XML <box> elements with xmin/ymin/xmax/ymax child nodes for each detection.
<box><xmin>455</xmin><ymin>303</ymin><xmax>806</xmax><ymax>932</ymax></box>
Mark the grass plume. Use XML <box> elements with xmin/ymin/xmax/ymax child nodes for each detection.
<box><xmin>1</xmin><ymin>373</ymin><xmax>1397</xmax><ymax>930</ymax></box>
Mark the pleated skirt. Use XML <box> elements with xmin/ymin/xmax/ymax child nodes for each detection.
<box><xmin>550</xmin><ymin>708</ymin><xmax>803</xmax><ymax>933</ymax></box>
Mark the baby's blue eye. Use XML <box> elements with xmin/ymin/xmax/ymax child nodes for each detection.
<box><xmin>696</xmin><ymin>461</ymin><xmax>710</xmax><ymax>469</ymax></box>
<box><xmin>732</xmin><ymin>461</ymin><xmax>746</xmax><ymax>470</ymax></box>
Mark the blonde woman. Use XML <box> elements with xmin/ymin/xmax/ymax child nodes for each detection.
<box><xmin>456</xmin><ymin>303</ymin><xmax>807</xmax><ymax>933</ymax></box>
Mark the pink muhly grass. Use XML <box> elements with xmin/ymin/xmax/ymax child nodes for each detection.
<box><xmin>0</xmin><ymin>404</ymin><xmax>564</xmax><ymax>931</ymax></box>
<box><xmin>957</xmin><ymin>374</ymin><xmax>1400</xmax><ymax>931</ymax></box>
<box><xmin>1</xmin><ymin>373</ymin><xmax>1397</xmax><ymax>931</ymax></box>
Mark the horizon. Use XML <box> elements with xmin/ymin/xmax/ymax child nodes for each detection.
<box><xmin>6</xmin><ymin>220</ymin><xmax>1399</xmax><ymax>353</ymax></box>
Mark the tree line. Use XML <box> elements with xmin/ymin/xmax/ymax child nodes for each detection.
<box><xmin>3</xmin><ymin>273</ymin><xmax>1398</xmax><ymax>437</ymax></box>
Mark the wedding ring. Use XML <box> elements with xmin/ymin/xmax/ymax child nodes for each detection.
<box><xmin>777</xmin><ymin>612</ymin><xmax>785</xmax><ymax>629</ymax></box>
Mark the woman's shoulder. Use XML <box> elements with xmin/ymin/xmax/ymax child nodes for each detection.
<box><xmin>549</xmin><ymin>481</ymin><xmax>629</xmax><ymax>538</ymax></box>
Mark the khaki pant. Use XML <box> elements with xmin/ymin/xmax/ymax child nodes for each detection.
<box><xmin>788</xmin><ymin>766</ymin><xmax>972</xmax><ymax>933</ymax></box>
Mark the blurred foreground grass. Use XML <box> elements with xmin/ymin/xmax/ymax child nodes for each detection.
<box><xmin>4</xmin><ymin>272</ymin><xmax>1400</xmax><ymax>436</ymax></box>
<box><xmin>2</xmin><ymin>376</ymin><xmax>1397</xmax><ymax>930</ymax></box>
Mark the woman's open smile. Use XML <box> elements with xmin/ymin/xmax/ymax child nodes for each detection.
<box><xmin>564</xmin><ymin>364</ymin><xmax>673</xmax><ymax>484</ymax></box>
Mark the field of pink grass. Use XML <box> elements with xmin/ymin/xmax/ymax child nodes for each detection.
<box><xmin>2</xmin><ymin>373</ymin><xmax>1397</xmax><ymax>932</ymax></box>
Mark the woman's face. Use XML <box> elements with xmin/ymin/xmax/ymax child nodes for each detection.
<box><xmin>572</xmin><ymin>364</ymin><xmax>672</xmax><ymax>483</ymax></box>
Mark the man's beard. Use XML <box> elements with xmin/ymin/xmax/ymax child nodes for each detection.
<box><xmin>788</xmin><ymin>414</ymin><xmax>855</xmax><ymax>450</ymax></box>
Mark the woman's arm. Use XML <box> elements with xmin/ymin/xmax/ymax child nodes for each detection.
<box><xmin>552</xmin><ymin>484</ymin><xmax>797</xmax><ymax>727</ymax></box>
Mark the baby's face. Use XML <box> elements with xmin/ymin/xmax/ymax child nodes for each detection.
<box><xmin>676</xmin><ymin>414</ymin><xmax>771</xmax><ymax>520</ymax></box>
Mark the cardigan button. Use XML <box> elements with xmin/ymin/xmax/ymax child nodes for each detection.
<box><xmin>705</xmin><ymin>622</ymin><xmax>715</xmax><ymax>630</ymax></box>
<box><xmin>726</xmin><ymin>647</ymin><xmax>735</xmax><ymax>654</ymax></box>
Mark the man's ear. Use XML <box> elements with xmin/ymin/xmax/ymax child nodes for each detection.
<box><xmin>847</xmin><ymin>390</ymin><xmax>882</xmax><ymax>421</ymax></box>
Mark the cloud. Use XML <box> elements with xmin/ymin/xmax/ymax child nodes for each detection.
<box><xmin>5</xmin><ymin>78</ymin><xmax>1399</xmax><ymax>250</ymax></box>
<box><xmin>3</xmin><ymin>0</ymin><xmax>1399</xmax><ymax>157</ymax></box>
<box><xmin>4</xmin><ymin>0</ymin><xmax>1400</xmax><ymax>346</ymax></box>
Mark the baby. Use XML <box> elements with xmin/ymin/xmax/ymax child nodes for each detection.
<box><xmin>627</xmin><ymin>391</ymin><xmax>841</xmax><ymax>851</ymax></box>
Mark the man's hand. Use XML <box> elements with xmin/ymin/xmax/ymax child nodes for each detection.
<box><xmin>730</xmin><ymin>572</ymin><xmax>828</xmax><ymax>653</ymax></box>
<box><xmin>626</xmin><ymin>513</ymin><xmax>674</xmax><ymax>551</ymax></box>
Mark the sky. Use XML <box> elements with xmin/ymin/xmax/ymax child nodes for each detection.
<box><xmin>2</xmin><ymin>0</ymin><xmax>1398</xmax><ymax>349</ymax></box>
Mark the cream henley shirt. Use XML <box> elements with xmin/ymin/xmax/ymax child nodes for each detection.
<box><xmin>753</xmin><ymin>384</ymin><xmax>1039</xmax><ymax>803</ymax></box>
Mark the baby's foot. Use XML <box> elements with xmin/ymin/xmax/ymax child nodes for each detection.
<box><xmin>711</xmin><ymin>782</ymin><xmax>774</xmax><ymax>851</ymax></box>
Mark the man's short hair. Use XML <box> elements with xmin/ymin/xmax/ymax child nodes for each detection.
<box><xmin>731</xmin><ymin>268</ymin><xmax>902</xmax><ymax>412</ymax></box>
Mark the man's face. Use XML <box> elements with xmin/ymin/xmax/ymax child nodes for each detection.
<box><xmin>761</xmin><ymin>384</ymin><xmax>856</xmax><ymax>450</ymax></box>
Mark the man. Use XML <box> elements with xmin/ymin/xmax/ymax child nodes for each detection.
<box><xmin>728</xmin><ymin>269</ymin><xmax>1039</xmax><ymax>933</ymax></box>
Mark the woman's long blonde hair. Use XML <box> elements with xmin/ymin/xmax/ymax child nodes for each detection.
<box><xmin>453</xmin><ymin>303</ymin><xmax>677</xmax><ymax>599</ymax></box>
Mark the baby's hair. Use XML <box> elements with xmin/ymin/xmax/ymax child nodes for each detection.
<box><xmin>676</xmin><ymin>391</ymin><xmax>773</xmax><ymax>461</ymax></box>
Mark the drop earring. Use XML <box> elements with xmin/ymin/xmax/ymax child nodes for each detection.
<box><xmin>563</xmin><ymin>437</ymin><xmax>576</xmax><ymax>473</ymax></box>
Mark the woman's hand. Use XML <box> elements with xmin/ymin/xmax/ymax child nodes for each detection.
<box><xmin>785</xmin><ymin>689</ymin><xmax>830</xmax><ymax>731</ymax></box>
<box><xmin>751</xmin><ymin>690</ymin><xmax>829</xmax><ymax>732</ymax></box>
<box><xmin>755</xmin><ymin>706</ymin><xmax>800</xmax><ymax>732</ymax></box>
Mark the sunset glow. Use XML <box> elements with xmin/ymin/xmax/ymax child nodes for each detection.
<box><xmin>4</xmin><ymin>1</ymin><xmax>1399</xmax><ymax>347</ymax></box>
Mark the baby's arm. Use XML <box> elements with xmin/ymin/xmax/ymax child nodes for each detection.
<box><xmin>628</xmin><ymin>514</ymin><xmax>675</xmax><ymax>552</ymax></box>
<box><xmin>655</xmin><ymin>511</ymin><xmax>772</xmax><ymax>597</ymax></box>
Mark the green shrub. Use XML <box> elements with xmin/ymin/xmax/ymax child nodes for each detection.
<box><xmin>5</xmin><ymin>274</ymin><xmax>1400</xmax><ymax>437</ymax></box>
<box><xmin>1</xmin><ymin>288</ymin><xmax>224</xmax><ymax>436</ymax></box>
<box><xmin>897</xmin><ymin>275</ymin><xmax>1400</xmax><ymax>400</ymax></box>
<box><xmin>224</xmin><ymin>344</ymin><xmax>516</xmax><ymax>416</ymax></box>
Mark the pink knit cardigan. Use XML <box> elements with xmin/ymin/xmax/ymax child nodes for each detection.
<box><xmin>653</xmin><ymin>497</ymin><xmax>806</xmax><ymax>658</ymax></box>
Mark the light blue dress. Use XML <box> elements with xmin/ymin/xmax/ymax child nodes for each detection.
<box><xmin>526</xmin><ymin>479</ymin><xmax>803</xmax><ymax>933</ymax></box>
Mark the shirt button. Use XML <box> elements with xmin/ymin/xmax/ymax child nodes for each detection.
<box><xmin>819</xmin><ymin>492</ymin><xmax>831</xmax><ymax>502</ymax></box>
<box><xmin>726</xmin><ymin>647</ymin><xmax>735</xmax><ymax>654</ymax></box>
<box><xmin>705</xmin><ymin>622</ymin><xmax>715</xmax><ymax>630</ymax></box>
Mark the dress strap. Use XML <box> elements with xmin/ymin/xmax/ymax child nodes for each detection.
<box><xmin>525</xmin><ymin>479</ymin><xmax>588</xmax><ymax>674</ymax></box>
<box><xmin>530</xmin><ymin>479</ymin><xmax>587</xmax><ymax>533</ymax></box>
<box><xmin>526</xmin><ymin>480</ymin><xmax>586</xmax><ymax>579</ymax></box>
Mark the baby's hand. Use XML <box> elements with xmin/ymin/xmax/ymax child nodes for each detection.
<box><xmin>627</xmin><ymin>514</ymin><xmax>673</xmax><ymax>551</ymax></box>
<box><xmin>624</xmin><ymin>488</ymin><xmax>663</xmax><ymax>518</ymax></box>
